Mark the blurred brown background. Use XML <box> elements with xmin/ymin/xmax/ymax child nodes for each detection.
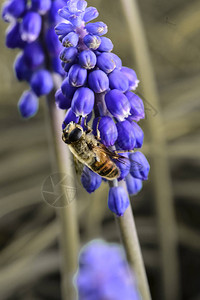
<box><xmin>0</xmin><ymin>0</ymin><xmax>200</xmax><ymax>299</ymax></box>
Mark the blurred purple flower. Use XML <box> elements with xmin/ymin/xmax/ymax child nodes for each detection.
<box><xmin>2</xmin><ymin>0</ymin><xmax>66</xmax><ymax>118</ymax></box>
<box><xmin>75</xmin><ymin>240</ymin><xmax>140</xmax><ymax>300</ymax></box>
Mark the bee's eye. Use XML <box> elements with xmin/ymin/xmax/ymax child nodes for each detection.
<box><xmin>68</xmin><ymin>128</ymin><xmax>82</xmax><ymax>142</ymax></box>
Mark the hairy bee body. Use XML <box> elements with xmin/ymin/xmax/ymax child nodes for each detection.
<box><xmin>62</xmin><ymin>121</ymin><xmax>120</xmax><ymax>180</ymax></box>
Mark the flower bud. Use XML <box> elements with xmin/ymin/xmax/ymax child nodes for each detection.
<box><xmin>83</xmin><ymin>7</ymin><xmax>99</xmax><ymax>22</ymax></box>
<box><xmin>45</xmin><ymin>27</ymin><xmax>62</xmax><ymax>56</ymax></box>
<box><xmin>69</xmin><ymin>14</ymin><xmax>84</xmax><ymax>27</ymax></box>
<box><xmin>55</xmin><ymin>22</ymin><xmax>75</xmax><ymax>36</ymax></box>
<box><xmin>125</xmin><ymin>92</ymin><xmax>145</xmax><ymax>122</ymax></box>
<box><xmin>62</xmin><ymin>32</ymin><xmax>79</xmax><ymax>47</ymax></box>
<box><xmin>83</xmin><ymin>34</ymin><xmax>101</xmax><ymax>50</ymax></box>
<box><xmin>58</xmin><ymin>7</ymin><xmax>83</xmax><ymax>27</ymax></box>
<box><xmin>110</xmin><ymin>53</ymin><xmax>122</xmax><ymax>69</ymax></box>
<box><xmin>60</xmin><ymin>47</ymin><xmax>78</xmax><ymax>63</ymax></box>
<box><xmin>85</xmin><ymin>21</ymin><xmax>108</xmax><ymax>36</ymax></box>
<box><xmin>68</xmin><ymin>64</ymin><xmax>87</xmax><ymax>87</ymax></box>
<box><xmin>97</xmin><ymin>52</ymin><xmax>116</xmax><ymax>74</ymax></box>
<box><xmin>6</xmin><ymin>22</ymin><xmax>25</xmax><ymax>49</ymax></box>
<box><xmin>92</xmin><ymin>116</ymin><xmax>118</xmax><ymax>147</ymax></box>
<box><xmin>61</xmin><ymin>62</ymin><xmax>74</xmax><ymax>73</ymax></box>
<box><xmin>108</xmin><ymin>69</ymin><xmax>129</xmax><ymax>92</ymax></box>
<box><xmin>121</xmin><ymin>67</ymin><xmax>139</xmax><ymax>90</ymax></box>
<box><xmin>108</xmin><ymin>186</ymin><xmax>129</xmax><ymax>216</ymax></box>
<box><xmin>31</xmin><ymin>0</ymin><xmax>51</xmax><ymax>15</ymax></box>
<box><xmin>55</xmin><ymin>88</ymin><xmax>72</xmax><ymax>110</ymax></box>
<box><xmin>71</xmin><ymin>87</ymin><xmax>94</xmax><ymax>117</ymax></box>
<box><xmin>94</xmin><ymin>50</ymin><xmax>101</xmax><ymax>56</ymax></box>
<box><xmin>57</xmin><ymin>7</ymin><xmax>70</xmax><ymax>19</ymax></box>
<box><xmin>20</xmin><ymin>12</ymin><xmax>42</xmax><ymax>43</ymax></box>
<box><xmin>51</xmin><ymin>57</ymin><xmax>65</xmax><ymax>76</ymax></box>
<box><xmin>23</xmin><ymin>41</ymin><xmax>44</xmax><ymax>69</ymax></box>
<box><xmin>18</xmin><ymin>90</ymin><xmax>38</xmax><ymax>118</ymax></box>
<box><xmin>88</xmin><ymin>70</ymin><xmax>109</xmax><ymax>93</ymax></box>
<box><xmin>98</xmin><ymin>37</ymin><xmax>113</xmax><ymax>52</ymax></box>
<box><xmin>129</xmin><ymin>152</ymin><xmax>150</xmax><ymax>180</ymax></box>
<box><xmin>14</xmin><ymin>53</ymin><xmax>32</xmax><ymax>82</ymax></box>
<box><xmin>62</xmin><ymin>109</ymin><xmax>92</xmax><ymax>130</ymax></box>
<box><xmin>2</xmin><ymin>2</ymin><xmax>10</xmax><ymax>22</ymax></box>
<box><xmin>59</xmin><ymin>35</ymin><xmax>66</xmax><ymax>43</ymax></box>
<box><xmin>126</xmin><ymin>174</ymin><xmax>143</xmax><ymax>195</ymax></box>
<box><xmin>79</xmin><ymin>50</ymin><xmax>97</xmax><ymax>69</ymax></box>
<box><xmin>30</xmin><ymin>70</ymin><xmax>53</xmax><ymax>96</ymax></box>
<box><xmin>66</xmin><ymin>0</ymin><xmax>87</xmax><ymax>13</ymax></box>
<box><xmin>3</xmin><ymin>0</ymin><xmax>26</xmax><ymax>20</ymax></box>
<box><xmin>116</xmin><ymin>120</ymin><xmax>136</xmax><ymax>150</ymax></box>
<box><xmin>130</xmin><ymin>122</ymin><xmax>144</xmax><ymax>148</ymax></box>
<box><xmin>105</xmin><ymin>89</ymin><xmax>131</xmax><ymax>121</ymax></box>
<box><xmin>61</xmin><ymin>77</ymin><xmax>77</xmax><ymax>98</ymax></box>
<box><xmin>81</xmin><ymin>166</ymin><xmax>102</xmax><ymax>193</ymax></box>
<box><xmin>115</xmin><ymin>154</ymin><xmax>130</xmax><ymax>181</ymax></box>
<box><xmin>62</xmin><ymin>108</ymin><xmax>79</xmax><ymax>129</ymax></box>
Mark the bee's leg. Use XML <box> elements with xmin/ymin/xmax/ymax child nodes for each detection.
<box><xmin>78</xmin><ymin>116</ymin><xmax>82</xmax><ymax>125</ymax></box>
<box><xmin>84</xmin><ymin>115</ymin><xmax>92</xmax><ymax>134</ymax></box>
<box><xmin>96</xmin><ymin>117</ymin><xmax>101</xmax><ymax>140</ymax></box>
<box><xmin>114</xmin><ymin>150</ymin><xmax>134</xmax><ymax>154</ymax></box>
<box><xmin>63</xmin><ymin>121</ymin><xmax>67</xmax><ymax>129</ymax></box>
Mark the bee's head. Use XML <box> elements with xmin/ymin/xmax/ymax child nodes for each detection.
<box><xmin>62</xmin><ymin>121</ymin><xmax>83</xmax><ymax>144</ymax></box>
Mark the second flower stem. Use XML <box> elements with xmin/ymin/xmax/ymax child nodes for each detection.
<box><xmin>45</xmin><ymin>91</ymin><xmax>80</xmax><ymax>300</ymax></box>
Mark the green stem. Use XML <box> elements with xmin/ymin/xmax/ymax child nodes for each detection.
<box><xmin>120</xmin><ymin>0</ymin><xmax>180</xmax><ymax>299</ymax></box>
<box><xmin>45</xmin><ymin>89</ymin><xmax>80</xmax><ymax>300</ymax></box>
<box><xmin>109</xmin><ymin>180</ymin><xmax>151</xmax><ymax>300</ymax></box>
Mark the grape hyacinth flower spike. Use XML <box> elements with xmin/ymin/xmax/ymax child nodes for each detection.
<box><xmin>2</xmin><ymin>0</ymin><xmax>66</xmax><ymax>118</ymax></box>
<box><xmin>56</xmin><ymin>0</ymin><xmax>150</xmax><ymax>216</ymax></box>
<box><xmin>3</xmin><ymin>0</ymin><xmax>151</xmax><ymax>298</ymax></box>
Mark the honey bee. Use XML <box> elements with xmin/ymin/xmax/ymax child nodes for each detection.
<box><xmin>62</xmin><ymin>119</ymin><xmax>127</xmax><ymax>180</ymax></box>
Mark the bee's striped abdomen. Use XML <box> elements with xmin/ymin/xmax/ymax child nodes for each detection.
<box><xmin>90</xmin><ymin>156</ymin><xmax>119</xmax><ymax>180</ymax></box>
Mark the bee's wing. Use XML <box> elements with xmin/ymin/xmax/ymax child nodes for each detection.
<box><xmin>92</xmin><ymin>143</ymin><xmax>129</xmax><ymax>165</ymax></box>
<box><xmin>95</xmin><ymin>144</ymin><xmax>144</xmax><ymax>171</ymax></box>
<box><xmin>116</xmin><ymin>154</ymin><xmax>144</xmax><ymax>171</ymax></box>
